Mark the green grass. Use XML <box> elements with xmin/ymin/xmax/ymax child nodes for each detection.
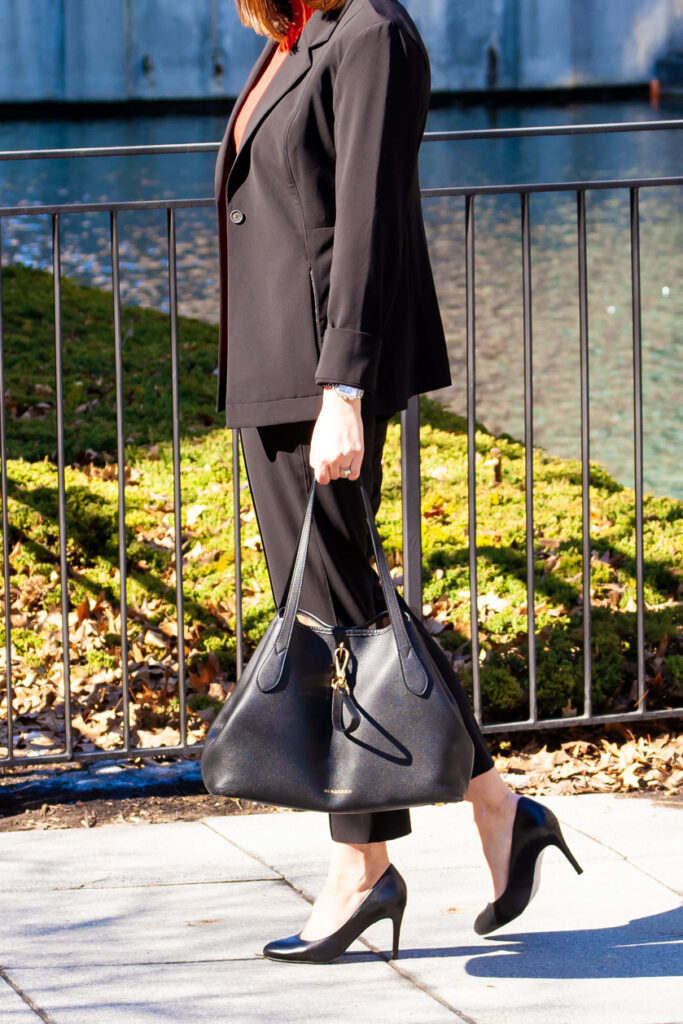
<box><xmin>1</xmin><ymin>263</ymin><xmax>218</xmax><ymax>460</ymax></box>
<box><xmin>2</xmin><ymin>263</ymin><xmax>681</xmax><ymax>725</ymax></box>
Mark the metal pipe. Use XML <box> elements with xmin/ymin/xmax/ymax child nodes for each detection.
<box><xmin>0</xmin><ymin>120</ymin><xmax>680</xmax><ymax>162</ymax></box>
<box><xmin>0</xmin><ymin>143</ymin><xmax>222</xmax><ymax>162</ymax></box>
<box><xmin>521</xmin><ymin>192</ymin><xmax>538</xmax><ymax>724</ymax></box>
<box><xmin>421</xmin><ymin>176</ymin><xmax>683</xmax><ymax>199</ymax></box>
<box><xmin>167</xmin><ymin>208</ymin><xmax>187</xmax><ymax>744</ymax></box>
<box><xmin>465</xmin><ymin>194</ymin><xmax>482</xmax><ymax>724</ymax></box>
<box><xmin>576</xmin><ymin>190</ymin><xmax>593</xmax><ymax>720</ymax></box>
<box><xmin>110</xmin><ymin>211</ymin><xmax>131</xmax><ymax>751</ymax></box>
<box><xmin>0</xmin><ymin>198</ymin><xmax>215</xmax><ymax>218</ymax></box>
<box><xmin>2</xmin><ymin>704</ymin><xmax>680</xmax><ymax>767</ymax></box>
<box><xmin>233</xmin><ymin>428</ymin><xmax>244</xmax><ymax>678</ymax></box>
<box><xmin>0</xmin><ymin>221</ymin><xmax>14</xmax><ymax>758</ymax></box>
<box><xmin>401</xmin><ymin>396</ymin><xmax>423</xmax><ymax>616</ymax></box>
<box><xmin>423</xmin><ymin>119</ymin><xmax>683</xmax><ymax>143</ymax></box>
<box><xmin>630</xmin><ymin>188</ymin><xmax>647</xmax><ymax>713</ymax></box>
<box><xmin>479</xmin><ymin>706</ymin><xmax>683</xmax><ymax>735</ymax></box>
<box><xmin>52</xmin><ymin>213</ymin><xmax>73</xmax><ymax>757</ymax></box>
<box><xmin>1</xmin><ymin>176</ymin><xmax>682</xmax><ymax>222</ymax></box>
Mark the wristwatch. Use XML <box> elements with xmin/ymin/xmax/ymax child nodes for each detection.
<box><xmin>322</xmin><ymin>383</ymin><xmax>364</xmax><ymax>401</ymax></box>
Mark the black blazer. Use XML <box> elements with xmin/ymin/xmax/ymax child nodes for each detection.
<box><xmin>214</xmin><ymin>0</ymin><xmax>452</xmax><ymax>427</ymax></box>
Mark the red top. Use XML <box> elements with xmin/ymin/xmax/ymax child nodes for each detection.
<box><xmin>233</xmin><ymin>1</ymin><xmax>315</xmax><ymax>152</ymax></box>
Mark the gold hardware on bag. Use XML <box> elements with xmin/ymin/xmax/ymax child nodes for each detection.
<box><xmin>331</xmin><ymin>640</ymin><xmax>351</xmax><ymax>694</ymax></box>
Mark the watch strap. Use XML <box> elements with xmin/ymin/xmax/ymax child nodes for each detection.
<box><xmin>323</xmin><ymin>383</ymin><xmax>364</xmax><ymax>400</ymax></box>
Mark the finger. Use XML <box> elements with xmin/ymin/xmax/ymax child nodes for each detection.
<box><xmin>332</xmin><ymin>453</ymin><xmax>354</xmax><ymax>480</ymax></box>
<box><xmin>309</xmin><ymin>444</ymin><xmax>326</xmax><ymax>484</ymax></box>
<box><xmin>347</xmin><ymin>451</ymin><xmax>364</xmax><ymax>481</ymax></box>
<box><xmin>340</xmin><ymin>445</ymin><xmax>364</xmax><ymax>481</ymax></box>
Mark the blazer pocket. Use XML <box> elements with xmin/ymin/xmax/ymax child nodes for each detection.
<box><xmin>309</xmin><ymin>266</ymin><xmax>323</xmax><ymax>354</ymax></box>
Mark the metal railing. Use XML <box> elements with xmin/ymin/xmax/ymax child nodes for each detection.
<box><xmin>0</xmin><ymin>118</ymin><xmax>681</xmax><ymax>768</ymax></box>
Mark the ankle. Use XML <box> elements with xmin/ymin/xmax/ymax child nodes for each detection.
<box><xmin>331</xmin><ymin>856</ymin><xmax>390</xmax><ymax>892</ymax></box>
<box><xmin>472</xmin><ymin>788</ymin><xmax>518</xmax><ymax>823</ymax></box>
<box><xmin>328</xmin><ymin>844</ymin><xmax>390</xmax><ymax>892</ymax></box>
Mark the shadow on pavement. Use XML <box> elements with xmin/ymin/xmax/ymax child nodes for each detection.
<box><xmin>393</xmin><ymin>906</ymin><xmax>683</xmax><ymax>979</ymax></box>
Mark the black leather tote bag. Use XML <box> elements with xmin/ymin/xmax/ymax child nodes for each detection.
<box><xmin>201</xmin><ymin>478</ymin><xmax>475</xmax><ymax>813</ymax></box>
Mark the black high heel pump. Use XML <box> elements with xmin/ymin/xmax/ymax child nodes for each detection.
<box><xmin>262</xmin><ymin>863</ymin><xmax>407</xmax><ymax>964</ymax></box>
<box><xmin>474</xmin><ymin>795</ymin><xmax>583</xmax><ymax>936</ymax></box>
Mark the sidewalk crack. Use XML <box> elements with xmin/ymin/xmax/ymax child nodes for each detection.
<box><xmin>560</xmin><ymin>820</ymin><xmax>682</xmax><ymax>897</ymax></box>
<box><xmin>200</xmin><ymin>820</ymin><xmax>480</xmax><ymax>1022</ymax></box>
<box><xmin>0</xmin><ymin>966</ymin><xmax>58</xmax><ymax>1023</ymax></box>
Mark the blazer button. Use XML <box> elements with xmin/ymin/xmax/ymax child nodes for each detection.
<box><xmin>230</xmin><ymin>209</ymin><xmax>245</xmax><ymax>224</ymax></box>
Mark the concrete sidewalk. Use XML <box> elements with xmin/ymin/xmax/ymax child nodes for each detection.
<box><xmin>1</xmin><ymin>794</ymin><xmax>681</xmax><ymax>1024</ymax></box>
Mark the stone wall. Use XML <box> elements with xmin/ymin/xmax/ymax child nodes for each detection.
<box><xmin>1</xmin><ymin>0</ymin><xmax>682</xmax><ymax>102</ymax></box>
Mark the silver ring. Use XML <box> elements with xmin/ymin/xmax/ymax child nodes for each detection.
<box><xmin>341</xmin><ymin>466</ymin><xmax>352</xmax><ymax>477</ymax></box>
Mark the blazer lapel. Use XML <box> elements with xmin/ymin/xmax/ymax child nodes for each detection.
<box><xmin>214</xmin><ymin>38</ymin><xmax>275</xmax><ymax>201</ymax></box>
<box><xmin>216</xmin><ymin>4</ymin><xmax>356</xmax><ymax>202</ymax></box>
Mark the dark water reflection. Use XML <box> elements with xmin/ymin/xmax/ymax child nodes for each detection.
<box><xmin>0</xmin><ymin>100</ymin><xmax>681</xmax><ymax>497</ymax></box>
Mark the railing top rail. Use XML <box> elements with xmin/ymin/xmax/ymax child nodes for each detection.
<box><xmin>0</xmin><ymin>197</ymin><xmax>215</xmax><ymax>217</ymax></box>
<box><xmin>0</xmin><ymin>174</ymin><xmax>681</xmax><ymax>219</ymax></box>
<box><xmin>423</xmin><ymin>118</ymin><xmax>683</xmax><ymax>142</ymax></box>
<box><xmin>421</xmin><ymin>174</ymin><xmax>683</xmax><ymax>197</ymax></box>
<box><xmin>0</xmin><ymin>142</ymin><xmax>221</xmax><ymax>162</ymax></box>
<box><xmin>0</xmin><ymin>119</ymin><xmax>681</xmax><ymax>162</ymax></box>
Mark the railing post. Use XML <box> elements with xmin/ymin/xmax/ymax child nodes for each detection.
<box><xmin>521</xmin><ymin>192</ymin><xmax>538</xmax><ymax>724</ymax></box>
<box><xmin>52</xmin><ymin>212</ymin><xmax>74</xmax><ymax>757</ymax></box>
<box><xmin>401</xmin><ymin>396</ymin><xmax>423</xmax><ymax>616</ymax></box>
<box><xmin>576</xmin><ymin>189</ymin><xmax>593</xmax><ymax>720</ymax></box>
<box><xmin>0</xmin><ymin>220</ymin><xmax>15</xmax><ymax>762</ymax></box>
<box><xmin>630</xmin><ymin>187</ymin><xmax>646</xmax><ymax>713</ymax></box>
<box><xmin>465</xmin><ymin>194</ymin><xmax>482</xmax><ymax>724</ymax></box>
<box><xmin>110</xmin><ymin>210</ymin><xmax>131</xmax><ymax>752</ymax></box>
<box><xmin>233</xmin><ymin>428</ymin><xmax>244</xmax><ymax>678</ymax></box>
<box><xmin>167</xmin><ymin>208</ymin><xmax>187</xmax><ymax>745</ymax></box>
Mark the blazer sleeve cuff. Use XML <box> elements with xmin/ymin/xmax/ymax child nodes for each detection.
<box><xmin>314</xmin><ymin>327</ymin><xmax>381</xmax><ymax>393</ymax></box>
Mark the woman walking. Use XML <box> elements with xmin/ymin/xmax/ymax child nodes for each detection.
<box><xmin>213</xmin><ymin>0</ymin><xmax>582</xmax><ymax>963</ymax></box>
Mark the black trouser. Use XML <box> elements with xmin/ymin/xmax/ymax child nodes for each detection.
<box><xmin>239</xmin><ymin>402</ymin><xmax>494</xmax><ymax>844</ymax></box>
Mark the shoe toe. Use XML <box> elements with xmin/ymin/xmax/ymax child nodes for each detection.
<box><xmin>262</xmin><ymin>934</ymin><xmax>305</xmax><ymax>961</ymax></box>
<box><xmin>473</xmin><ymin>904</ymin><xmax>499</xmax><ymax>936</ymax></box>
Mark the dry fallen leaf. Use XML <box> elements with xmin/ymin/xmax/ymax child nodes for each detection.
<box><xmin>185</xmin><ymin>504</ymin><xmax>208</xmax><ymax>527</ymax></box>
<box><xmin>135</xmin><ymin>726</ymin><xmax>181</xmax><ymax>749</ymax></box>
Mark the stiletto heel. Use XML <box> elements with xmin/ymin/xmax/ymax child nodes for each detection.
<box><xmin>553</xmin><ymin>832</ymin><xmax>584</xmax><ymax>875</ymax></box>
<box><xmin>390</xmin><ymin>905</ymin><xmax>404</xmax><ymax>960</ymax></box>
<box><xmin>263</xmin><ymin>863</ymin><xmax>408</xmax><ymax>964</ymax></box>
<box><xmin>474</xmin><ymin>796</ymin><xmax>583</xmax><ymax>936</ymax></box>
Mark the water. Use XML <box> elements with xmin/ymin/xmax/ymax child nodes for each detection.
<box><xmin>0</xmin><ymin>99</ymin><xmax>681</xmax><ymax>498</ymax></box>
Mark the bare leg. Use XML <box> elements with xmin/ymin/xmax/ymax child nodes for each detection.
<box><xmin>467</xmin><ymin>767</ymin><xmax>519</xmax><ymax>900</ymax></box>
<box><xmin>299</xmin><ymin>841</ymin><xmax>391</xmax><ymax>940</ymax></box>
<box><xmin>300</xmin><ymin>769</ymin><xmax>517</xmax><ymax>938</ymax></box>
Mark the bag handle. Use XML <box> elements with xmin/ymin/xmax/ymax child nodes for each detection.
<box><xmin>256</xmin><ymin>477</ymin><xmax>430</xmax><ymax>696</ymax></box>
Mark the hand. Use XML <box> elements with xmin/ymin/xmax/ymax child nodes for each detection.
<box><xmin>309</xmin><ymin>389</ymin><xmax>364</xmax><ymax>484</ymax></box>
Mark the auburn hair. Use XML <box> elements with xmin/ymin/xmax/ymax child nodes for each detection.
<box><xmin>235</xmin><ymin>0</ymin><xmax>347</xmax><ymax>41</ymax></box>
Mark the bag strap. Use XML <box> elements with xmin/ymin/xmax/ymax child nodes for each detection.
<box><xmin>256</xmin><ymin>477</ymin><xmax>429</xmax><ymax>696</ymax></box>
